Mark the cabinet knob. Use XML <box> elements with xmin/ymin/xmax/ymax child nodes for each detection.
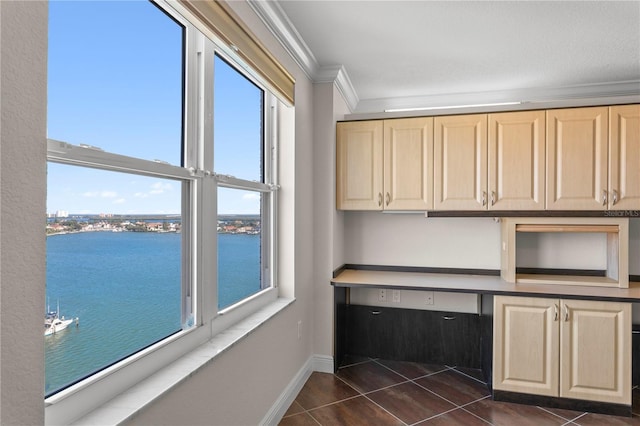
<box><xmin>564</xmin><ymin>304</ymin><xmax>569</xmax><ymax>322</ymax></box>
<box><xmin>554</xmin><ymin>304</ymin><xmax>559</xmax><ymax>321</ymax></box>
<box><xmin>482</xmin><ymin>191</ymin><xmax>487</xmax><ymax>206</ymax></box>
<box><xmin>385</xmin><ymin>192</ymin><xmax>390</xmax><ymax>206</ymax></box>
<box><xmin>612</xmin><ymin>190</ymin><xmax>619</xmax><ymax>206</ymax></box>
<box><xmin>491</xmin><ymin>191</ymin><xmax>496</xmax><ymax>206</ymax></box>
<box><xmin>442</xmin><ymin>315</ymin><xmax>456</xmax><ymax>320</ymax></box>
<box><xmin>602</xmin><ymin>190</ymin><xmax>608</xmax><ymax>206</ymax></box>
<box><xmin>371</xmin><ymin>310</ymin><xmax>381</xmax><ymax>315</ymax></box>
<box><xmin>378</xmin><ymin>193</ymin><xmax>382</xmax><ymax>207</ymax></box>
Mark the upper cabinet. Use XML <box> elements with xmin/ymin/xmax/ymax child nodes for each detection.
<box><xmin>337</xmin><ymin>117</ymin><xmax>433</xmax><ymax>210</ymax></box>
<box><xmin>384</xmin><ymin>117</ymin><xmax>433</xmax><ymax>210</ymax></box>
<box><xmin>337</xmin><ymin>104</ymin><xmax>638</xmax><ymax>212</ymax></box>
<box><xmin>488</xmin><ymin>111</ymin><xmax>546</xmax><ymax>210</ymax></box>
<box><xmin>609</xmin><ymin>105</ymin><xmax>640</xmax><ymax>210</ymax></box>
<box><xmin>546</xmin><ymin>107</ymin><xmax>609</xmax><ymax>210</ymax></box>
<box><xmin>433</xmin><ymin>111</ymin><xmax>545</xmax><ymax>211</ymax></box>
<box><xmin>434</xmin><ymin>114</ymin><xmax>487</xmax><ymax>210</ymax></box>
<box><xmin>336</xmin><ymin>120</ymin><xmax>383</xmax><ymax>210</ymax></box>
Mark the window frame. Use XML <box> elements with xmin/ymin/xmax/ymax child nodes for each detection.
<box><xmin>44</xmin><ymin>0</ymin><xmax>283</xmax><ymax>422</ymax></box>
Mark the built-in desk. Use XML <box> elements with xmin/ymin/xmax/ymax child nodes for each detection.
<box><xmin>331</xmin><ymin>266</ymin><xmax>640</xmax><ymax>417</ymax></box>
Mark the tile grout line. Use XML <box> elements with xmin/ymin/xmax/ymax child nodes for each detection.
<box><xmin>537</xmin><ymin>405</ymin><xmax>587</xmax><ymax>423</ymax></box>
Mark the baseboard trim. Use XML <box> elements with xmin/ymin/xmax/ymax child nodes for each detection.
<box><xmin>260</xmin><ymin>355</ymin><xmax>334</xmax><ymax>425</ymax></box>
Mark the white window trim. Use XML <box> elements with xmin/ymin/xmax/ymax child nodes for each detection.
<box><xmin>44</xmin><ymin>2</ymin><xmax>291</xmax><ymax>424</ymax></box>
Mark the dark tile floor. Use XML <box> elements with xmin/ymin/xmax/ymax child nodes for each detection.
<box><xmin>280</xmin><ymin>357</ymin><xmax>640</xmax><ymax>426</ymax></box>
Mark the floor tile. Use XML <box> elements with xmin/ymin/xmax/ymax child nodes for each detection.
<box><xmin>464</xmin><ymin>398</ymin><xmax>568</xmax><ymax>426</ymax></box>
<box><xmin>367</xmin><ymin>381</ymin><xmax>456</xmax><ymax>424</ymax></box>
<box><xmin>337</xmin><ymin>360</ymin><xmax>407</xmax><ymax>393</ymax></box>
<box><xmin>282</xmin><ymin>400</ymin><xmax>305</xmax><ymax>417</ymax></box>
<box><xmin>376</xmin><ymin>359</ymin><xmax>449</xmax><ymax>379</ymax></box>
<box><xmin>572</xmin><ymin>412</ymin><xmax>640</xmax><ymax>425</ymax></box>
<box><xmin>294</xmin><ymin>372</ymin><xmax>359</xmax><ymax>410</ymax></box>
<box><xmin>416</xmin><ymin>408</ymin><xmax>490</xmax><ymax>425</ymax></box>
<box><xmin>453</xmin><ymin>366</ymin><xmax>487</xmax><ymax>383</ymax></box>
<box><xmin>279</xmin><ymin>411</ymin><xmax>320</xmax><ymax>426</ymax></box>
<box><xmin>308</xmin><ymin>395</ymin><xmax>404</xmax><ymax>426</ymax></box>
<box><xmin>538</xmin><ymin>406</ymin><xmax>585</xmax><ymax>422</ymax></box>
<box><xmin>415</xmin><ymin>369</ymin><xmax>490</xmax><ymax>405</ymax></box>
<box><xmin>338</xmin><ymin>354</ymin><xmax>371</xmax><ymax>367</ymax></box>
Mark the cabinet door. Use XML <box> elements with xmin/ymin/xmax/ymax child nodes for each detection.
<box><xmin>546</xmin><ymin>107</ymin><xmax>608</xmax><ymax>210</ymax></box>
<box><xmin>493</xmin><ymin>296</ymin><xmax>559</xmax><ymax>397</ymax></box>
<box><xmin>336</xmin><ymin>121</ymin><xmax>383</xmax><ymax>210</ymax></box>
<box><xmin>434</xmin><ymin>114</ymin><xmax>487</xmax><ymax>210</ymax></box>
<box><xmin>488</xmin><ymin>111</ymin><xmax>545</xmax><ymax>210</ymax></box>
<box><xmin>560</xmin><ymin>300</ymin><xmax>631</xmax><ymax>404</ymax></box>
<box><xmin>384</xmin><ymin>117</ymin><xmax>433</xmax><ymax>210</ymax></box>
<box><xmin>609</xmin><ymin>105</ymin><xmax>640</xmax><ymax>210</ymax></box>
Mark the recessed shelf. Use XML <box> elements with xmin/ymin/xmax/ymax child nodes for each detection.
<box><xmin>501</xmin><ymin>217</ymin><xmax>629</xmax><ymax>288</ymax></box>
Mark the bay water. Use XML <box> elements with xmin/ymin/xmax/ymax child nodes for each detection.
<box><xmin>45</xmin><ymin>231</ymin><xmax>260</xmax><ymax>395</ymax></box>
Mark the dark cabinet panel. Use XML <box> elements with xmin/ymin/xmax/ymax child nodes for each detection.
<box><xmin>345</xmin><ymin>305</ymin><xmax>480</xmax><ymax>369</ymax></box>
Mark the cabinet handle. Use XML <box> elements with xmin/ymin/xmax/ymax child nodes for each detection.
<box><xmin>371</xmin><ymin>310</ymin><xmax>381</xmax><ymax>315</ymax></box>
<box><xmin>385</xmin><ymin>192</ymin><xmax>390</xmax><ymax>206</ymax></box>
<box><xmin>491</xmin><ymin>191</ymin><xmax>496</xmax><ymax>206</ymax></box>
<box><xmin>482</xmin><ymin>191</ymin><xmax>487</xmax><ymax>206</ymax></box>
<box><xmin>378</xmin><ymin>193</ymin><xmax>382</xmax><ymax>207</ymax></box>
<box><xmin>442</xmin><ymin>315</ymin><xmax>456</xmax><ymax>320</ymax></box>
<box><xmin>554</xmin><ymin>304</ymin><xmax>559</xmax><ymax>321</ymax></box>
<box><xmin>612</xmin><ymin>190</ymin><xmax>619</xmax><ymax>205</ymax></box>
<box><xmin>564</xmin><ymin>304</ymin><xmax>569</xmax><ymax>322</ymax></box>
<box><xmin>602</xmin><ymin>190</ymin><xmax>608</xmax><ymax>206</ymax></box>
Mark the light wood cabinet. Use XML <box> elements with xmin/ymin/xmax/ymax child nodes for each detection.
<box><xmin>434</xmin><ymin>111</ymin><xmax>544</xmax><ymax>211</ymax></box>
<box><xmin>434</xmin><ymin>114</ymin><xmax>487</xmax><ymax>210</ymax></box>
<box><xmin>336</xmin><ymin>121</ymin><xmax>383</xmax><ymax>210</ymax></box>
<box><xmin>494</xmin><ymin>295</ymin><xmax>631</xmax><ymax>405</ymax></box>
<box><xmin>337</xmin><ymin>118</ymin><xmax>433</xmax><ymax>210</ymax></box>
<box><xmin>384</xmin><ymin>117</ymin><xmax>433</xmax><ymax>210</ymax></box>
<box><xmin>609</xmin><ymin>105</ymin><xmax>640</xmax><ymax>210</ymax></box>
<box><xmin>488</xmin><ymin>111</ymin><xmax>545</xmax><ymax>210</ymax></box>
<box><xmin>546</xmin><ymin>107</ymin><xmax>609</xmax><ymax>210</ymax></box>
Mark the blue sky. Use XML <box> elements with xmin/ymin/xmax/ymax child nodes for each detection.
<box><xmin>47</xmin><ymin>1</ymin><xmax>262</xmax><ymax>216</ymax></box>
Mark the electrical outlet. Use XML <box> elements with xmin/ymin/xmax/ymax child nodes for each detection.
<box><xmin>425</xmin><ymin>291</ymin><xmax>434</xmax><ymax>305</ymax></box>
<box><xmin>392</xmin><ymin>290</ymin><xmax>401</xmax><ymax>303</ymax></box>
<box><xmin>378</xmin><ymin>289</ymin><xmax>387</xmax><ymax>302</ymax></box>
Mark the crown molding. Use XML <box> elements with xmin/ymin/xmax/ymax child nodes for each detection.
<box><xmin>247</xmin><ymin>1</ymin><xmax>638</xmax><ymax>116</ymax></box>
<box><xmin>353</xmin><ymin>80</ymin><xmax>640</xmax><ymax>116</ymax></box>
<box><xmin>248</xmin><ymin>0</ymin><xmax>359</xmax><ymax>112</ymax></box>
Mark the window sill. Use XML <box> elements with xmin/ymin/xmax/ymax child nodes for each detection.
<box><xmin>69</xmin><ymin>297</ymin><xmax>295</xmax><ymax>425</ymax></box>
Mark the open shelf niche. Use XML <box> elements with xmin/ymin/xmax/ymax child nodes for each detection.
<box><xmin>501</xmin><ymin>217</ymin><xmax>629</xmax><ymax>288</ymax></box>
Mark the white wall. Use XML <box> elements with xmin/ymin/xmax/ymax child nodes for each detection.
<box><xmin>344</xmin><ymin>214</ymin><xmax>640</xmax><ymax>275</ymax></box>
<box><xmin>0</xmin><ymin>2</ymin><xmax>48</xmax><ymax>425</ymax></box>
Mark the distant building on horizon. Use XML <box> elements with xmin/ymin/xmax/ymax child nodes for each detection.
<box><xmin>55</xmin><ymin>210</ymin><xmax>68</xmax><ymax>218</ymax></box>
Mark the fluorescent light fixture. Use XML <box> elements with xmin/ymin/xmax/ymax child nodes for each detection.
<box><xmin>385</xmin><ymin>101</ymin><xmax>522</xmax><ymax>113</ymax></box>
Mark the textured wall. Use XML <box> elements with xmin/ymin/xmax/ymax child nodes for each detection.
<box><xmin>0</xmin><ymin>1</ymin><xmax>48</xmax><ymax>425</ymax></box>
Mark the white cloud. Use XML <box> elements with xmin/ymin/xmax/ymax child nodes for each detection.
<box><xmin>101</xmin><ymin>191</ymin><xmax>117</xmax><ymax>198</ymax></box>
<box><xmin>149</xmin><ymin>182</ymin><xmax>173</xmax><ymax>195</ymax></box>
<box><xmin>113</xmin><ymin>198</ymin><xmax>126</xmax><ymax>204</ymax></box>
<box><xmin>242</xmin><ymin>193</ymin><xmax>260</xmax><ymax>201</ymax></box>
<box><xmin>82</xmin><ymin>191</ymin><xmax>99</xmax><ymax>198</ymax></box>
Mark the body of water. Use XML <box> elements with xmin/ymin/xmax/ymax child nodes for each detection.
<box><xmin>45</xmin><ymin>231</ymin><xmax>260</xmax><ymax>395</ymax></box>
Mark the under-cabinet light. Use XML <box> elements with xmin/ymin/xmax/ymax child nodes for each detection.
<box><xmin>384</xmin><ymin>101</ymin><xmax>522</xmax><ymax>113</ymax></box>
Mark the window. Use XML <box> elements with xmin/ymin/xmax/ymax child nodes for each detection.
<box><xmin>214</xmin><ymin>56</ymin><xmax>272</xmax><ymax>310</ymax></box>
<box><xmin>45</xmin><ymin>0</ymin><xmax>281</xmax><ymax>414</ymax></box>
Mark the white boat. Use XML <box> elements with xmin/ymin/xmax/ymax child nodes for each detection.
<box><xmin>44</xmin><ymin>301</ymin><xmax>77</xmax><ymax>336</ymax></box>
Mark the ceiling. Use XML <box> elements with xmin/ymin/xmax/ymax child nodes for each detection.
<box><xmin>250</xmin><ymin>1</ymin><xmax>640</xmax><ymax>115</ymax></box>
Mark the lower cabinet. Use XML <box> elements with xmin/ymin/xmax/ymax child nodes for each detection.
<box><xmin>493</xmin><ymin>295</ymin><xmax>631</xmax><ymax>405</ymax></box>
<box><xmin>345</xmin><ymin>305</ymin><xmax>480</xmax><ymax>368</ymax></box>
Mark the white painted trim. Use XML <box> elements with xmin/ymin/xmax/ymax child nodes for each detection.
<box><xmin>316</xmin><ymin>65</ymin><xmax>359</xmax><ymax>112</ymax></box>
<box><xmin>312</xmin><ymin>354</ymin><xmax>335</xmax><ymax>374</ymax></box>
<box><xmin>248</xmin><ymin>0</ymin><xmax>318</xmax><ymax>80</ymax></box>
<box><xmin>260</xmin><ymin>354</ymin><xmax>335</xmax><ymax>426</ymax></box>
<box><xmin>247</xmin><ymin>0</ymin><xmax>359</xmax><ymax>113</ymax></box>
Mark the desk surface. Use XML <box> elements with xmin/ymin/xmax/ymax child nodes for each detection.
<box><xmin>332</xmin><ymin>268</ymin><xmax>640</xmax><ymax>302</ymax></box>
